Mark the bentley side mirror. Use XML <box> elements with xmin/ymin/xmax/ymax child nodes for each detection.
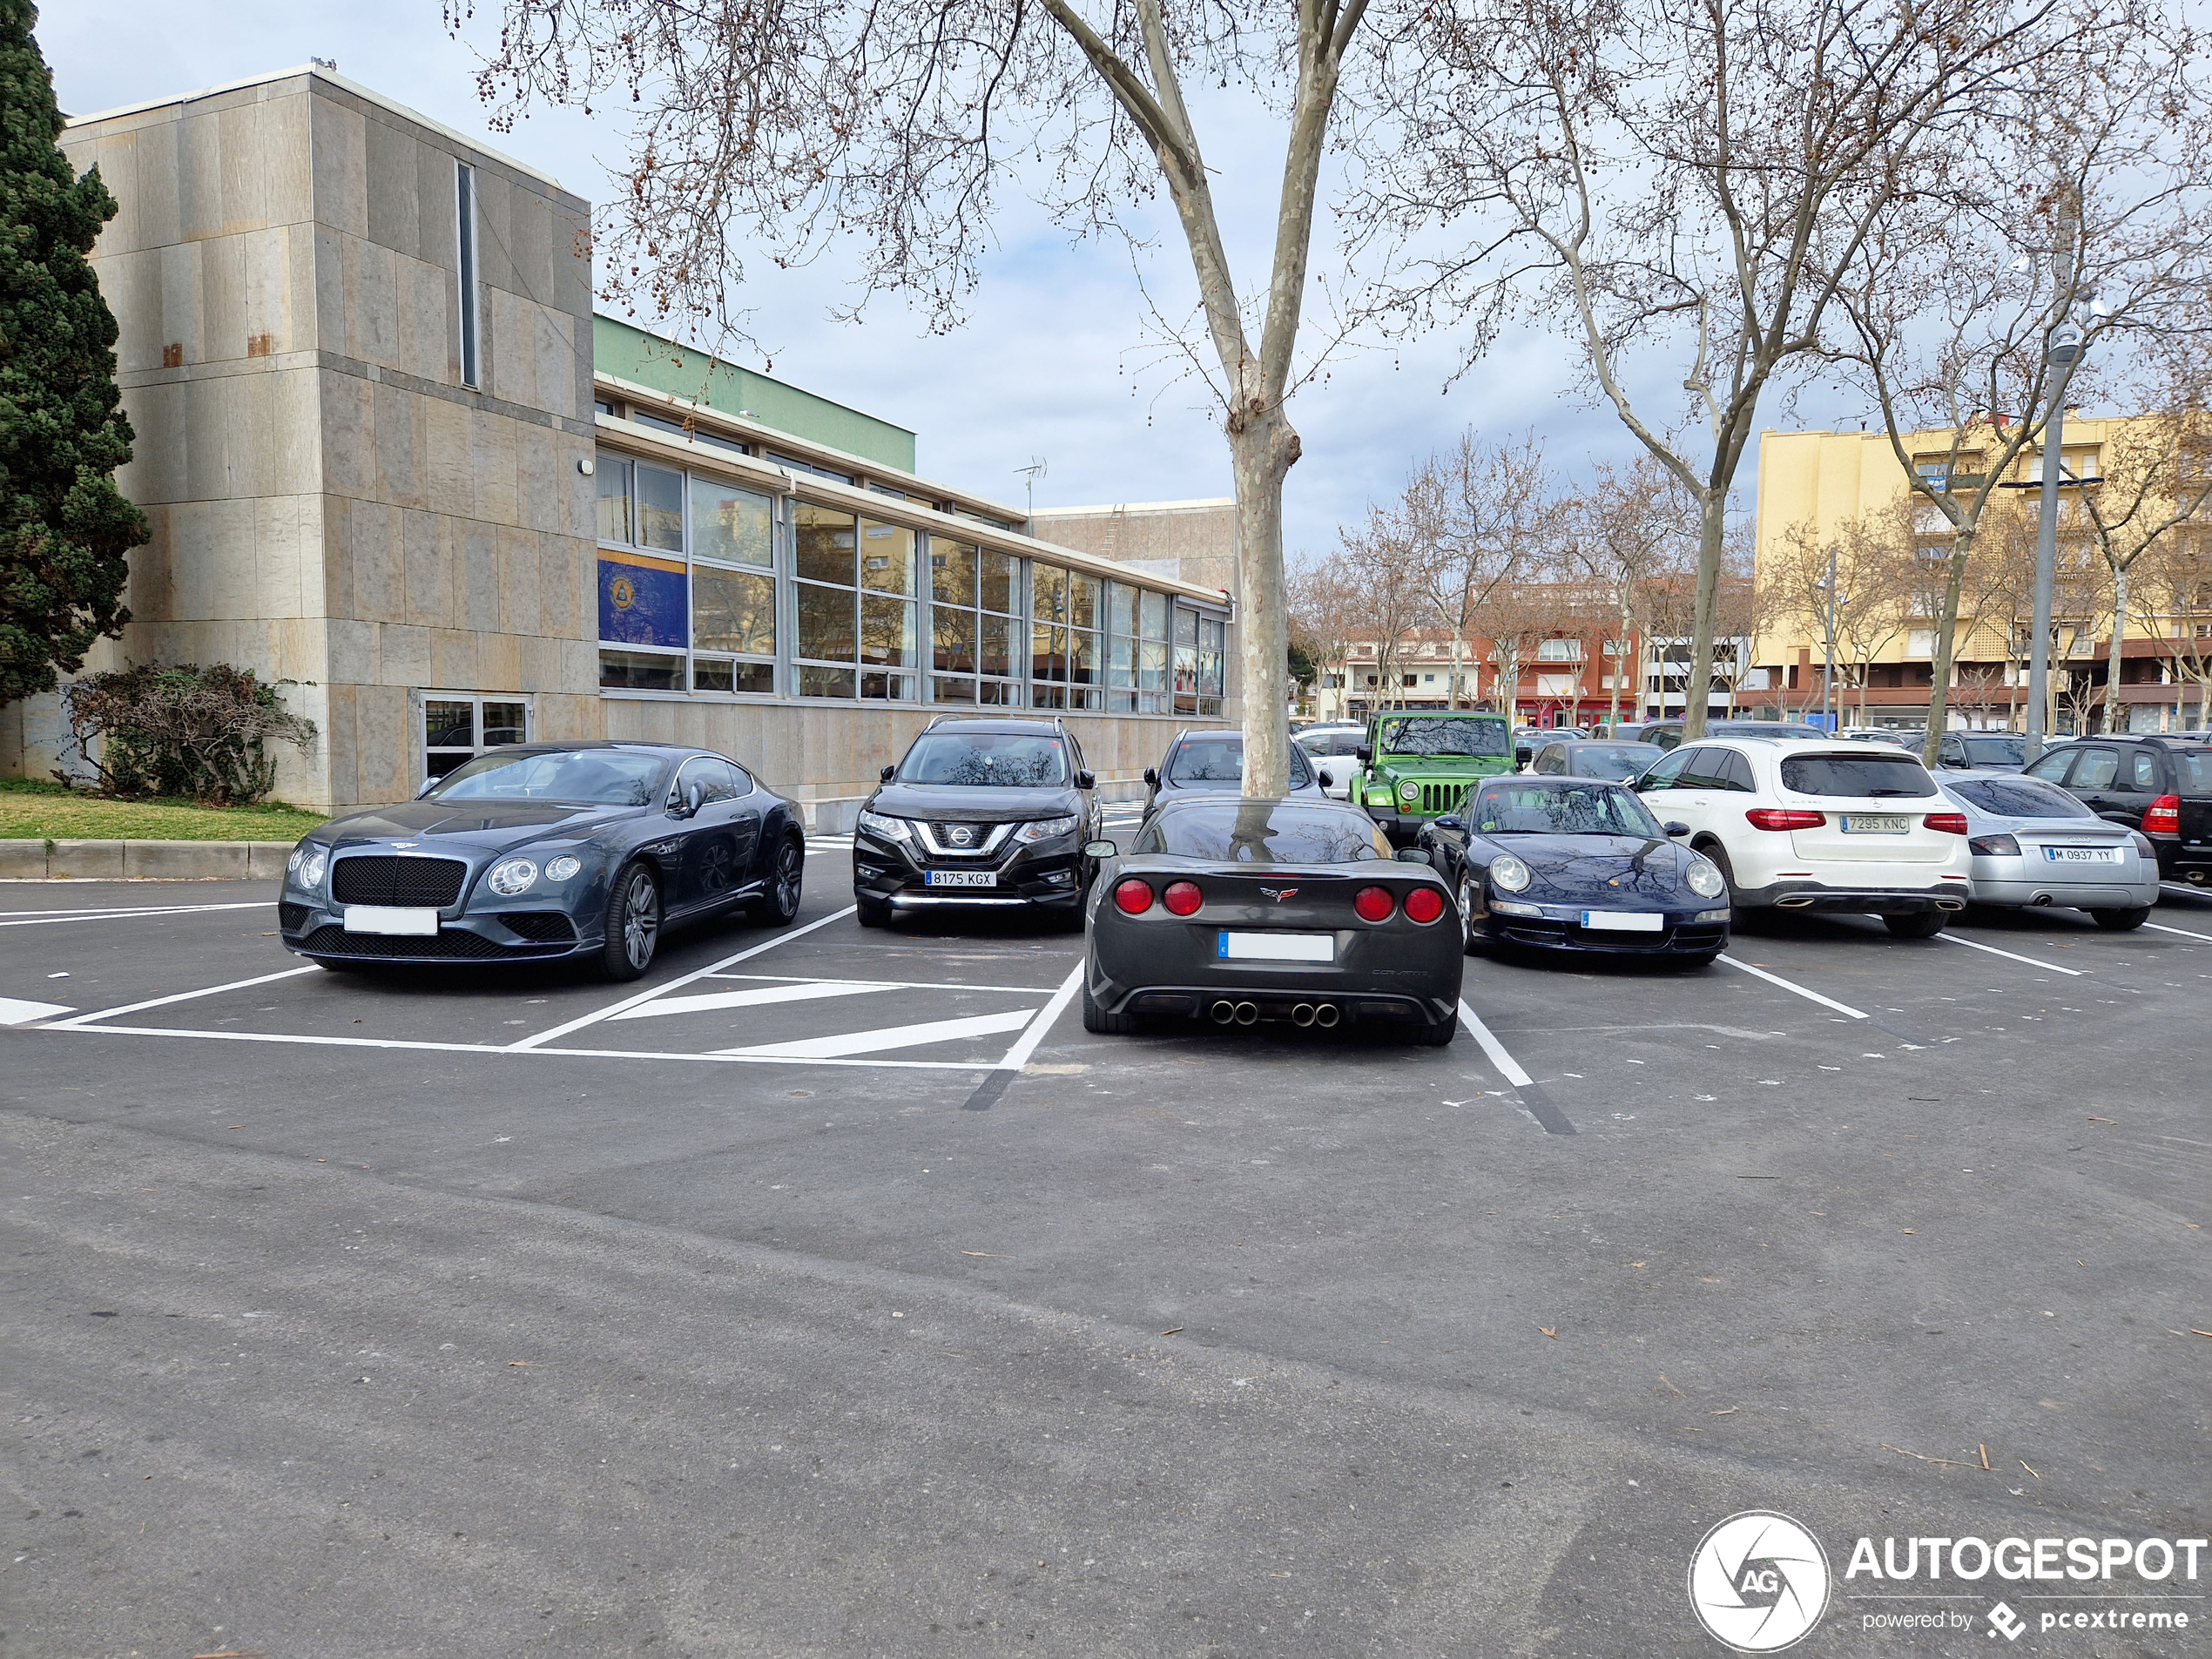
<box><xmin>1075</xmin><ymin>769</ymin><xmax>1096</xmax><ymax>790</ymax></box>
<box><xmin>1394</xmin><ymin>848</ymin><xmax>1432</xmax><ymax>865</ymax></box>
<box><xmin>1355</xmin><ymin>745</ymin><xmax>1372</xmax><ymax>765</ymax></box>
<box><xmin>1143</xmin><ymin>766</ymin><xmax>1159</xmax><ymax>786</ymax></box>
<box><xmin>417</xmin><ymin>775</ymin><xmax>437</xmax><ymax>799</ymax></box>
<box><xmin>880</xmin><ymin>764</ymin><xmax>896</xmax><ymax>783</ymax></box>
<box><xmin>672</xmin><ymin>780</ymin><xmax>706</xmax><ymax>818</ymax></box>
<box><xmin>1663</xmin><ymin>819</ymin><xmax>1690</xmax><ymax>837</ymax></box>
<box><xmin>1083</xmin><ymin>840</ymin><xmax>1118</xmax><ymax>859</ymax></box>
<box><xmin>1435</xmin><ymin>814</ymin><xmax>1464</xmax><ymax>832</ymax></box>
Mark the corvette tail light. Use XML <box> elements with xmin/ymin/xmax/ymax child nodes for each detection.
<box><xmin>1745</xmin><ymin>807</ymin><xmax>1826</xmax><ymax>832</ymax></box>
<box><xmin>1163</xmin><ymin>880</ymin><xmax>1204</xmax><ymax>916</ymax></box>
<box><xmin>1112</xmin><ymin>878</ymin><xmax>1154</xmax><ymax>915</ymax></box>
<box><xmin>1403</xmin><ymin>887</ymin><xmax>1447</xmax><ymax>925</ymax></box>
<box><xmin>1353</xmin><ymin>886</ymin><xmax>1396</xmax><ymax>922</ymax></box>
<box><xmin>1922</xmin><ymin>813</ymin><xmax>1970</xmax><ymax>835</ymax></box>
<box><xmin>2143</xmin><ymin>793</ymin><xmax>2181</xmax><ymax>833</ymax></box>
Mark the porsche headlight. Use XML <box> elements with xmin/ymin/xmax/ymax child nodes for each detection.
<box><xmin>290</xmin><ymin>843</ymin><xmax>327</xmax><ymax>889</ymax></box>
<box><xmin>544</xmin><ymin>855</ymin><xmax>583</xmax><ymax>881</ymax></box>
<box><xmin>1015</xmin><ymin>813</ymin><xmax>1080</xmax><ymax>844</ymax></box>
<box><xmin>487</xmin><ymin>857</ymin><xmax>538</xmax><ymax>896</ymax></box>
<box><xmin>1489</xmin><ymin>853</ymin><xmax>1532</xmax><ymax>893</ymax></box>
<box><xmin>1398</xmin><ymin>779</ymin><xmax>1420</xmax><ymax>804</ymax></box>
<box><xmin>1685</xmin><ymin>858</ymin><xmax>1726</xmax><ymax>898</ymax></box>
<box><xmin>857</xmin><ymin>810</ymin><xmax>912</xmax><ymax>843</ymax></box>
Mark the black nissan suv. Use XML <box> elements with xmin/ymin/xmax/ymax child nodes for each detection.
<box><xmin>853</xmin><ymin>717</ymin><xmax>1103</xmax><ymax>927</ymax></box>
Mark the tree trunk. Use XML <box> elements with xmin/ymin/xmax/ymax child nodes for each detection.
<box><xmin>2100</xmin><ymin>560</ymin><xmax>2129</xmax><ymax>735</ymax></box>
<box><xmin>1229</xmin><ymin>416</ymin><xmax>1297</xmax><ymax>797</ymax></box>
<box><xmin>1683</xmin><ymin>489</ymin><xmax>1726</xmax><ymax>741</ymax></box>
<box><xmin>1919</xmin><ymin>529</ymin><xmax>1975</xmax><ymax>768</ymax></box>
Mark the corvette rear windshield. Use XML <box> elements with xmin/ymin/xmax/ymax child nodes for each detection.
<box><xmin>900</xmin><ymin>733</ymin><xmax>1067</xmax><ymax>786</ymax></box>
<box><xmin>1375</xmin><ymin>716</ymin><xmax>1510</xmax><ymax>759</ymax></box>
<box><xmin>1167</xmin><ymin>736</ymin><xmax>1315</xmax><ymax>787</ymax></box>
<box><xmin>1136</xmin><ymin>804</ymin><xmax>1389</xmax><ymax>864</ymax></box>
<box><xmin>1947</xmin><ymin>778</ymin><xmax>2094</xmax><ymax>819</ymax></box>
<box><xmin>1779</xmin><ymin>754</ymin><xmax>1936</xmax><ymax>799</ymax></box>
<box><xmin>1471</xmin><ymin>783</ymin><xmax>1662</xmax><ymax>837</ymax></box>
<box><xmin>430</xmin><ymin>749</ymin><xmax>667</xmax><ymax>806</ymax></box>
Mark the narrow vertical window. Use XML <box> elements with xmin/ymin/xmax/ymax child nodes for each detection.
<box><xmin>455</xmin><ymin>162</ymin><xmax>480</xmax><ymax>387</ymax></box>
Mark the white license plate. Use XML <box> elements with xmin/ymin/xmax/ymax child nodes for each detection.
<box><xmin>1217</xmin><ymin>931</ymin><xmax>1334</xmax><ymax>963</ymax></box>
<box><xmin>1579</xmin><ymin>910</ymin><xmax>1664</xmax><ymax>932</ymax></box>
<box><xmin>1839</xmin><ymin>814</ymin><xmax>1910</xmax><ymax>834</ymax></box>
<box><xmin>925</xmin><ymin>870</ymin><xmax>996</xmax><ymax>888</ymax></box>
<box><xmin>2043</xmin><ymin>846</ymin><xmax>2122</xmax><ymax>863</ymax></box>
<box><xmin>343</xmin><ymin>905</ymin><xmax>439</xmax><ymax>935</ymax></box>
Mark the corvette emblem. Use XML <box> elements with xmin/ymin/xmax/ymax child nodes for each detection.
<box><xmin>1259</xmin><ymin>887</ymin><xmax>1298</xmax><ymax>902</ymax></box>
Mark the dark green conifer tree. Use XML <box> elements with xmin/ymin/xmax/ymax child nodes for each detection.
<box><xmin>0</xmin><ymin>0</ymin><xmax>145</xmax><ymax>705</ymax></box>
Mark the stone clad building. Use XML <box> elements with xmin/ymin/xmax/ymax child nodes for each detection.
<box><xmin>6</xmin><ymin>66</ymin><xmax>1236</xmax><ymax>822</ymax></box>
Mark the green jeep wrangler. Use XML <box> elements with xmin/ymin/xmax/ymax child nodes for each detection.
<box><xmin>1349</xmin><ymin>711</ymin><xmax>1516</xmax><ymax>842</ymax></box>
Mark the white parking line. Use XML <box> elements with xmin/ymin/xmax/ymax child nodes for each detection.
<box><xmin>1457</xmin><ymin>1000</ymin><xmax>1534</xmax><ymax>1088</ymax></box>
<box><xmin>705</xmin><ymin>972</ymin><xmax>1070</xmax><ymax>994</ymax></box>
<box><xmin>719</xmin><ymin>1008</ymin><xmax>1038</xmax><ymax>1059</ymax></box>
<box><xmin>0</xmin><ymin>900</ymin><xmax>271</xmax><ymax>928</ymax></box>
<box><xmin>0</xmin><ymin>996</ymin><xmax>75</xmax><ymax>1025</ymax></box>
<box><xmin>1937</xmin><ymin>934</ymin><xmax>2087</xmax><ymax>975</ymax></box>
<box><xmin>1715</xmin><ymin>954</ymin><xmax>1869</xmax><ymax>1019</ymax></box>
<box><xmin>994</xmin><ymin>962</ymin><xmax>1086</xmax><ymax>1071</ymax></box>
<box><xmin>506</xmin><ymin>906</ymin><xmax>857</xmax><ymax>1050</ymax></box>
<box><xmin>2144</xmin><ymin>921</ymin><xmax>2212</xmax><ymax>942</ymax></box>
<box><xmin>612</xmin><ymin>980</ymin><xmax>899</xmax><ymax>1021</ymax></box>
<box><xmin>44</xmin><ymin>965</ymin><xmax>322</xmax><ymax>1028</ymax></box>
<box><xmin>44</xmin><ymin>1023</ymin><xmax>988</xmax><ymax>1069</ymax></box>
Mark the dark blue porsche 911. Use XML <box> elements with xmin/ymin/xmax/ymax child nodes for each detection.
<box><xmin>278</xmin><ymin>743</ymin><xmax>806</xmax><ymax>979</ymax></box>
<box><xmin>1418</xmin><ymin>776</ymin><xmax>1732</xmax><ymax>965</ymax></box>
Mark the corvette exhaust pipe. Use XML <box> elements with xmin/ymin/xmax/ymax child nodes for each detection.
<box><xmin>1291</xmin><ymin>1002</ymin><xmax>1316</xmax><ymax>1027</ymax></box>
<box><xmin>1233</xmin><ymin>1001</ymin><xmax>1259</xmax><ymax>1026</ymax></box>
<box><xmin>1210</xmin><ymin>1000</ymin><xmax>1237</xmax><ymax>1024</ymax></box>
<box><xmin>1312</xmin><ymin>1002</ymin><xmax>1341</xmax><ymax>1028</ymax></box>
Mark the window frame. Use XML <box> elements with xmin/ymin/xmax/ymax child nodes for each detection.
<box><xmin>455</xmin><ymin>163</ymin><xmax>481</xmax><ymax>389</ymax></box>
<box><xmin>415</xmin><ymin>690</ymin><xmax>532</xmax><ymax>785</ymax></box>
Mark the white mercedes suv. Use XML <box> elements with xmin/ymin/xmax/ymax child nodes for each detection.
<box><xmin>1635</xmin><ymin>739</ymin><xmax>1973</xmax><ymax>936</ymax></box>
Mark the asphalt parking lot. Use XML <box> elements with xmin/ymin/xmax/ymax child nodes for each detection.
<box><xmin>5</xmin><ymin>818</ymin><xmax>2209</xmax><ymax>1656</ymax></box>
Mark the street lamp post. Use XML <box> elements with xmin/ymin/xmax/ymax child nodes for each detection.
<box><xmin>2025</xmin><ymin>203</ymin><xmax>2085</xmax><ymax>764</ymax></box>
<box><xmin>1818</xmin><ymin>543</ymin><xmax>1842</xmax><ymax>732</ymax></box>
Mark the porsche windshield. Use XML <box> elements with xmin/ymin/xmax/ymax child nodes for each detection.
<box><xmin>1136</xmin><ymin>803</ymin><xmax>1390</xmax><ymax>863</ymax></box>
<box><xmin>430</xmin><ymin>749</ymin><xmax>668</xmax><ymax>806</ymax></box>
<box><xmin>900</xmin><ymin>732</ymin><xmax>1069</xmax><ymax>786</ymax></box>
<box><xmin>1376</xmin><ymin>716</ymin><xmax>1510</xmax><ymax>759</ymax></box>
<box><xmin>1471</xmin><ymin>782</ymin><xmax>1662</xmax><ymax>838</ymax></box>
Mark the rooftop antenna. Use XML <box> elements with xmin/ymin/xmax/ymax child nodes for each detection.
<box><xmin>1015</xmin><ymin>456</ymin><xmax>1047</xmax><ymax>520</ymax></box>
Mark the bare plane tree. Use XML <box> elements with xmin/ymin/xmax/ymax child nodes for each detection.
<box><xmin>458</xmin><ymin>0</ymin><xmax>1411</xmax><ymax>795</ymax></box>
<box><xmin>1413</xmin><ymin>431</ymin><xmax>1552</xmax><ymax>710</ymax></box>
<box><xmin>1568</xmin><ymin>455</ymin><xmax>1697</xmax><ymax>731</ymax></box>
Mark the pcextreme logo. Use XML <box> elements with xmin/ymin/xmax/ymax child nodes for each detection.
<box><xmin>1689</xmin><ymin>1511</ymin><xmax>1832</xmax><ymax>1653</ymax></box>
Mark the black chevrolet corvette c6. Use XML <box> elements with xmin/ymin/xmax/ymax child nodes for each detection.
<box><xmin>1418</xmin><ymin>777</ymin><xmax>1731</xmax><ymax>964</ymax></box>
<box><xmin>278</xmin><ymin>743</ymin><xmax>806</xmax><ymax>980</ymax></box>
<box><xmin>1082</xmin><ymin>796</ymin><xmax>1463</xmax><ymax>1045</ymax></box>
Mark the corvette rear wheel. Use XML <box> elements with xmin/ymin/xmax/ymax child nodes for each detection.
<box><xmin>599</xmin><ymin>860</ymin><xmax>661</xmax><ymax>981</ymax></box>
<box><xmin>1081</xmin><ymin>977</ymin><xmax>1139</xmax><ymax>1035</ymax></box>
<box><xmin>1409</xmin><ymin>1016</ymin><xmax>1458</xmax><ymax>1048</ymax></box>
<box><xmin>1456</xmin><ymin>873</ymin><xmax>1482</xmax><ymax>955</ymax></box>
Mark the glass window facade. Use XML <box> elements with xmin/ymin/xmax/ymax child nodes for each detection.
<box><xmin>421</xmin><ymin>691</ymin><xmax>529</xmax><ymax>779</ymax></box>
<box><xmin>592</xmin><ymin>445</ymin><xmax>1223</xmax><ymax>713</ymax></box>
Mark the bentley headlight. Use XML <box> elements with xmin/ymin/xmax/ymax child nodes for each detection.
<box><xmin>292</xmin><ymin>844</ymin><xmax>327</xmax><ymax>889</ymax></box>
<box><xmin>1015</xmin><ymin>813</ymin><xmax>1080</xmax><ymax>844</ymax></box>
<box><xmin>1685</xmin><ymin>858</ymin><xmax>1726</xmax><ymax>898</ymax></box>
<box><xmin>488</xmin><ymin>857</ymin><xmax>538</xmax><ymax>896</ymax></box>
<box><xmin>857</xmin><ymin>809</ymin><xmax>912</xmax><ymax>842</ymax></box>
<box><xmin>544</xmin><ymin>855</ymin><xmax>583</xmax><ymax>881</ymax></box>
<box><xmin>1398</xmin><ymin>779</ymin><xmax>1420</xmax><ymax>803</ymax></box>
<box><xmin>1489</xmin><ymin>853</ymin><xmax>1533</xmax><ymax>893</ymax></box>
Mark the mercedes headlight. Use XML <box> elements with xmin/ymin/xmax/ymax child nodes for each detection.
<box><xmin>1398</xmin><ymin>779</ymin><xmax>1420</xmax><ymax>803</ymax></box>
<box><xmin>544</xmin><ymin>855</ymin><xmax>583</xmax><ymax>881</ymax></box>
<box><xmin>857</xmin><ymin>809</ymin><xmax>912</xmax><ymax>842</ymax></box>
<box><xmin>290</xmin><ymin>842</ymin><xmax>327</xmax><ymax>889</ymax></box>
<box><xmin>1685</xmin><ymin>858</ymin><xmax>1726</xmax><ymax>898</ymax></box>
<box><xmin>487</xmin><ymin>857</ymin><xmax>538</xmax><ymax>896</ymax></box>
<box><xmin>1015</xmin><ymin>813</ymin><xmax>1080</xmax><ymax>844</ymax></box>
<box><xmin>1489</xmin><ymin>853</ymin><xmax>1532</xmax><ymax>893</ymax></box>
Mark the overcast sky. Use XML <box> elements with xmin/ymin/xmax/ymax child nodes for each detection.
<box><xmin>47</xmin><ymin>1</ymin><xmax>1862</xmax><ymax>553</ymax></box>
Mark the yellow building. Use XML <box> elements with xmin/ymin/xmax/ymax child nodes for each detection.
<box><xmin>1752</xmin><ymin>419</ymin><xmax>2210</xmax><ymax>734</ymax></box>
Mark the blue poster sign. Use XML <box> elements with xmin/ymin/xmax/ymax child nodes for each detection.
<box><xmin>599</xmin><ymin>552</ymin><xmax>689</xmax><ymax>649</ymax></box>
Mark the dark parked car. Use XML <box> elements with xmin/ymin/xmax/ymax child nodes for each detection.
<box><xmin>1082</xmin><ymin>796</ymin><xmax>1462</xmax><ymax>1044</ymax></box>
<box><xmin>1632</xmin><ymin>718</ymin><xmax>1828</xmax><ymax>752</ymax></box>
<box><xmin>279</xmin><ymin>743</ymin><xmax>805</xmax><ymax>980</ymax></box>
<box><xmin>2020</xmin><ymin>734</ymin><xmax>2212</xmax><ymax>884</ymax></box>
<box><xmin>1418</xmin><ymin>777</ymin><xmax>1732</xmax><ymax>965</ymax></box>
<box><xmin>1514</xmin><ymin>727</ymin><xmax>1581</xmax><ymax>766</ymax></box>
<box><xmin>1529</xmin><ymin>738</ymin><xmax>1662</xmax><ymax>781</ymax></box>
<box><xmin>1143</xmin><ymin>729</ymin><xmax>1325</xmax><ymax>816</ymax></box>
<box><xmin>853</xmin><ymin>717</ymin><xmax>1102</xmax><ymax>927</ymax></box>
<box><xmin>1936</xmin><ymin>732</ymin><xmax>2028</xmax><ymax>772</ymax></box>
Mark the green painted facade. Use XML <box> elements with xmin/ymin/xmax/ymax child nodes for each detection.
<box><xmin>592</xmin><ymin>315</ymin><xmax>918</xmax><ymax>474</ymax></box>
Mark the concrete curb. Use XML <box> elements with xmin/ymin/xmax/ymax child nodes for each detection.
<box><xmin>0</xmin><ymin>839</ymin><xmax>294</xmax><ymax>880</ymax></box>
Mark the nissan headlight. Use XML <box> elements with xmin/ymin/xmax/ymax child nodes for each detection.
<box><xmin>857</xmin><ymin>809</ymin><xmax>912</xmax><ymax>843</ymax></box>
<box><xmin>1015</xmin><ymin>814</ymin><xmax>1081</xmax><ymax>844</ymax></box>
<box><xmin>544</xmin><ymin>855</ymin><xmax>583</xmax><ymax>881</ymax></box>
<box><xmin>1398</xmin><ymin>779</ymin><xmax>1421</xmax><ymax>804</ymax></box>
<box><xmin>487</xmin><ymin>857</ymin><xmax>538</xmax><ymax>896</ymax></box>
<box><xmin>289</xmin><ymin>842</ymin><xmax>327</xmax><ymax>889</ymax></box>
<box><xmin>1685</xmin><ymin>858</ymin><xmax>1725</xmax><ymax>898</ymax></box>
<box><xmin>1489</xmin><ymin>853</ymin><xmax>1532</xmax><ymax>893</ymax></box>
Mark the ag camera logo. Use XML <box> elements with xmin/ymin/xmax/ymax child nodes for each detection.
<box><xmin>1689</xmin><ymin>1511</ymin><xmax>1832</xmax><ymax>1651</ymax></box>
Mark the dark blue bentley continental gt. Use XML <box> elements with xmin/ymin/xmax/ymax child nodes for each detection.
<box><xmin>1418</xmin><ymin>776</ymin><xmax>1731</xmax><ymax>965</ymax></box>
<box><xmin>278</xmin><ymin>743</ymin><xmax>806</xmax><ymax>979</ymax></box>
